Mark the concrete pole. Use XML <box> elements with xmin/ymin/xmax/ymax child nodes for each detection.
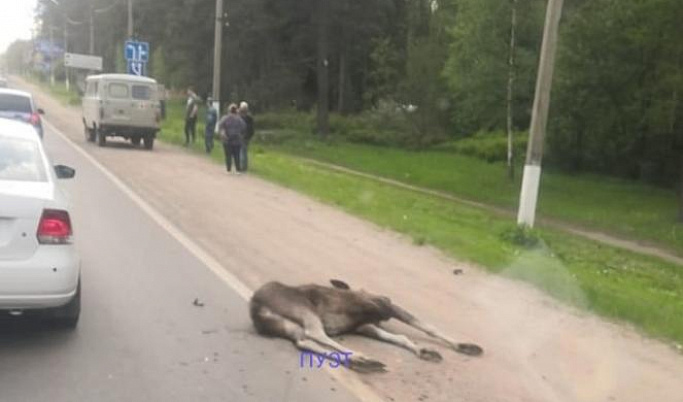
<box><xmin>211</xmin><ymin>0</ymin><xmax>223</xmax><ymax>120</ymax></box>
<box><xmin>64</xmin><ymin>21</ymin><xmax>70</xmax><ymax>92</ymax></box>
<box><xmin>89</xmin><ymin>6</ymin><xmax>94</xmax><ymax>55</ymax></box>
<box><xmin>50</xmin><ymin>27</ymin><xmax>55</xmax><ymax>86</ymax></box>
<box><xmin>516</xmin><ymin>0</ymin><xmax>564</xmax><ymax>227</ymax></box>
<box><xmin>127</xmin><ymin>0</ymin><xmax>133</xmax><ymax>38</ymax></box>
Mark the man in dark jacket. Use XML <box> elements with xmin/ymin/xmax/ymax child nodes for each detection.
<box><xmin>238</xmin><ymin>101</ymin><xmax>254</xmax><ymax>171</ymax></box>
<box><xmin>218</xmin><ymin>103</ymin><xmax>246</xmax><ymax>174</ymax></box>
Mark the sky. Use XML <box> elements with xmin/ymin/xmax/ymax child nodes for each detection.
<box><xmin>0</xmin><ymin>0</ymin><xmax>38</xmax><ymax>54</ymax></box>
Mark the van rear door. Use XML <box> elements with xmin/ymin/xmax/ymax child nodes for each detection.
<box><xmin>130</xmin><ymin>84</ymin><xmax>158</xmax><ymax>128</ymax></box>
<box><xmin>103</xmin><ymin>81</ymin><xmax>132</xmax><ymax>125</ymax></box>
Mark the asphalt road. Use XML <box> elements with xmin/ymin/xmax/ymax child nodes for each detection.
<box><xmin>0</xmin><ymin>124</ymin><xmax>359</xmax><ymax>402</ymax></box>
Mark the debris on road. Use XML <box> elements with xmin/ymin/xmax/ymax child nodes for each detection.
<box><xmin>193</xmin><ymin>298</ymin><xmax>205</xmax><ymax>307</ymax></box>
<box><xmin>453</xmin><ymin>269</ymin><xmax>464</xmax><ymax>275</ymax></box>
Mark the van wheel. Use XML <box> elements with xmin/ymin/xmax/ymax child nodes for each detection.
<box><xmin>96</xmin><ymin>128</ymin><xmax>106</xmax><ymax>147</ymax></box>
<box><xmin>131</xmin><ymin>136</ymin><xmax>141</xmax><ymax>147</ymax></box>
<box><xmin>84</xmin><ymin>126</ymin><xmax>92</xmax><ymax>142</ymax></box>
<box><xmin>51</xmin><ymin>279</ymin><xmax>81</xmax><ymax>329</ymax></box>
<box><xmin>143</xmin><ymin>135</ymin><xmax>154</xmax><ymax>150</ymax></box>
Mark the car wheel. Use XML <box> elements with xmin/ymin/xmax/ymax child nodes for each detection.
<box><xmin>131</xmin><ymin>136</ymin><xmax>141</xmax><ymax>147</ymax></box>
<box><xmin>143</xmin><ymin>135</ymin><xmax>154</xmax><ymax>150</ymax></box>
<box><xmin>96</xmin><ymin>128</ymin><xmax>106</xmax><ymax>147</ymax></box>
<box><xmin>51</xmin><ymin>279</ymin><xmax>81</xmax><ymax>329</ymax></box>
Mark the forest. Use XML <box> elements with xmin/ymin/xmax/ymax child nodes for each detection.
<box><xmin>4</xmin><ymin>0</ymin><xmax>683</xmax><ymax>196</ymax></box>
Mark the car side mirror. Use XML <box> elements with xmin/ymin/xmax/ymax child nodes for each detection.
<box><xmin>54</xmin><ymin>165</ymin><xmax>76</xmax><ymax>179</ymax></box>
<box><xmin>37</xmin><ymin>108</ymin><xmax>45</xmax><ymax>115</ymax></box>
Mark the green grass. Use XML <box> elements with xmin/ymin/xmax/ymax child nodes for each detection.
<box><xmin>157</xmin><ymin>108</ymin><xmax>683</xmax><ymax>348</ymax></box>
<box><xmin>26</xmin><ymin>75</ymin><xmax>81</xmax><ymax>106</ymax></box>
<box><xmin>261</xmin><ymin>138</ymin><xmax>682</xmax><ymax>254</ymax></box>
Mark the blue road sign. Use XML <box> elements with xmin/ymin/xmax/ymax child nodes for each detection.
<box><xmin>127</xmin><ymin>60</ymin><xmax>146</xmax><ymax>76</ymax></box>
<box><xmin>125</xmin><ymin>41</ymin><xmax>149</xmax><ymax>62</ymax></box>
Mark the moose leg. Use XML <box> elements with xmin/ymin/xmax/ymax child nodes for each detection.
<box><xmin>296</xmin><ymin>311</ymin><xmax>386</xmax><ymax>372</ymax></box>
<box><xmin>389</xmin><ymin>304</ymin><xmax>483</xmax><ymax>356</ymax></box>
<box><xmin>355</xmin><ymin>324</ymin><xmax>442</xmax><ymax>362</ymax></box>
<box><xmin>256</xmin><ymin>305</ymin><xmax>386</xmax><ymax>372</ymax></box>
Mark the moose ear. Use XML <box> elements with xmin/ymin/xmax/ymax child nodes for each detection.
<box><xmin>330</xmin><ymin>279</ymin><xmax>351</xmax><ymax>290</ymax></box>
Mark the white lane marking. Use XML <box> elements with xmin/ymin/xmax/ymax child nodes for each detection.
<box><xmin>43</xmin><ymin>120</ymin><xmax>387</xmax><ymax>402</ymax></box>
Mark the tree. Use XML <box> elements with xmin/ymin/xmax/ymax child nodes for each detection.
<box><xmin>316</xmin><ymin>0</ymin><xmax>330</xmax><ymax>136</ymax></box>
<box><xmin>443</xmin><ymin>0</ymin><xmax>544</xmax><ymax>135</ymax></box>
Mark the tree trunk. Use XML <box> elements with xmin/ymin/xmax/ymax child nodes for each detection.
<box><xmin>679</xmin><ymin>154</ymin><xmax>683</xmax><ymax>222</ymax></box>
<box><xmin>316</xmin><ymin>0</ymin><xmax>330</xmax><ymax>137</ymax></box>
<box><xmin>506</xmin><ymin>0</ymin><xmax>518</xmax><ymax>181</ymax></box>
<box><xmin>337</xmin><ymin>50</ymin><xmax>346</xmax><ymax>113</ymax></box>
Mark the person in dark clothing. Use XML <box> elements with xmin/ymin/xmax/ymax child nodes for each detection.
<box><xmin>238</xmin><ymin>101</ymin><xmax>255</xmax><ymax>171</ymax></box>
<box><xmin>218</xmin><ymin>103</ymin><xmax>247</xmax><ymax>174</ymax></box>
<box><xmin>204</xmin><ymin>97</ymin><xmax>218</xmax><ymax>154</ymax></box>
<box><xmin>184</xmin><ymin>87</ymin><xmax>199</xmax><ymax>146</ymax></box>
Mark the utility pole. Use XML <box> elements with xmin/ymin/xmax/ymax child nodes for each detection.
<box><xmin>64</xmin><ymin>21</ymin><xmax>69</xmax><ymax>92</ymax></box>
<box><xmin>49</xmin><ymin>26</ymin><xmax>55</xmax><ymax>86</ymax></box>
<box><xmin>516</xmin><ymin>0</ymin><xmax>564</xmax><ymax>227</ymax></box>
<box><xmin>127</xmin><ymin>0</ymin><xmax>133</xmax><ymax>38</ymax></box>
<box><xmin>89</xmin><ymin>5</ymin><xmax>94</xmax><ymax>55</ymax></box>
<box><xmin>212</xmin><ymin>0</ymin><xmax>224</xmax><ymax>116</ymax></box>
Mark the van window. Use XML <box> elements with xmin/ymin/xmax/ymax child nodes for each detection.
<box><xmin>108</xmin><ymin>83</ymin><xmax>130</xmax><ymax>99</ymax></box>
<box><xmin>132</xmin><ymin>85</ymin><xmax>152</xmax><ymax>100</ymax></box>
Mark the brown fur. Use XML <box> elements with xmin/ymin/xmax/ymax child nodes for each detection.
<box><xmin>249</xmin><ymin>280</ymin><xmax>483</xmax><ymax>373</ymax></box>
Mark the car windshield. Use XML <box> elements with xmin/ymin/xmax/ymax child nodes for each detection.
<box><xmin>0</xmin><ymin>94</ymin><xmax>32</xmax><ymax>114</ymax></box>
<box><xmin>0</xmin><ymin>136</ymin><xmax>47</xmax><ymax>182</ymax></box>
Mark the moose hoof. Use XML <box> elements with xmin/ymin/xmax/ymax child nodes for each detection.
<box><xmin>418</xmin><ymin>348</ymin><xmax>443</xmax><ymax>362</ymax></box>
<box><xmin>456</xmin><ymin>343</ymin><xmax>484</xmax><ymax>356</ymax></box>
<box><xmin>350</xmin><ymin>356</ymin><xmax>387</xmax><ymax>374</ymax></box>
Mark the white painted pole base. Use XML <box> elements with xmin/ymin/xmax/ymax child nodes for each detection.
<box><xmin>517</xmin><ymin>164</ymin><xmax>542</xmax><ymax>227</ymax></box>
<box><xmin>213</xmin><ymin>100</ymin><xmax>221</xmax><ymax>134</ymax></box>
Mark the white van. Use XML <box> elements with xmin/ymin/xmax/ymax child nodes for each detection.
<box><xmin>82</xmin><ymin>74</ymin><xmax>161</xmax><ymax>150</ymax></box>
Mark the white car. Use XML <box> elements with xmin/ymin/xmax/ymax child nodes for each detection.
<box><xmin>0</xmin><ymin>118</ymin><xmax>80</xmax><ymax>328</ymax></box>
<box><xmin>0</xmin><ymin>88</ymin><xmax>45</xmax><ymax>139</ymax></box>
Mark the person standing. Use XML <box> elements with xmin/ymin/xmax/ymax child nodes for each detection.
<box><xmin>184</xmin><ymin>87</ymin><xmax>199</xmax><ymax>146</ymax></box>
<box><xmin>238</xmin><ymin>101</ymin><xmax>254</xmax><ymax>171</ymax></box>
<box><xmin>204</xmin><ymin>97</ymin><xmax>218</xmax><ymax>154</ymax></box>
<box><xmin>218</xmin><ymin>104</ymin><xmax>246</xmax><ymax>174</ymax></box>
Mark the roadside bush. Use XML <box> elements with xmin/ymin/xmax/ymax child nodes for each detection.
<box><xmin>500</xmin><ymin>225</ymin><xmax>542</xmax><ymax>249</ymax></box>
<box><xmin>253</xmin><ymin>129</ymin><xmax>302</xmax><ymax>145</ymax></box>
<box><xmin>433</xmin><ymin>130</ymin><xmax>528</xmax><ymax>162</ymax></box>
<box><xmin>257</xmin><ymin>112</ymin><xmax>315</xmax><ymax>132</ymax></box>
<box><xmin>335</xmin><ymin>100</ymin><xmax>415</xmax><ymax>146</ymax></box>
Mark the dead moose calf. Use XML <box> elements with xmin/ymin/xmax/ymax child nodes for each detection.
<box><xmin>249</xmin><ymin>279</ymin><xmax>483</xmax><ymax>373</ymax></box>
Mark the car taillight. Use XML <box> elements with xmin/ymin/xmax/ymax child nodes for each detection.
<box><xmin>29</xmin><ymin>112</ymin><xmax>40</xmax><ymax>126</ymax></box>
<box><xmin>37</xmin><ymin>209</ymin><xmax>72</xmax><ymax>245</ymax></box>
